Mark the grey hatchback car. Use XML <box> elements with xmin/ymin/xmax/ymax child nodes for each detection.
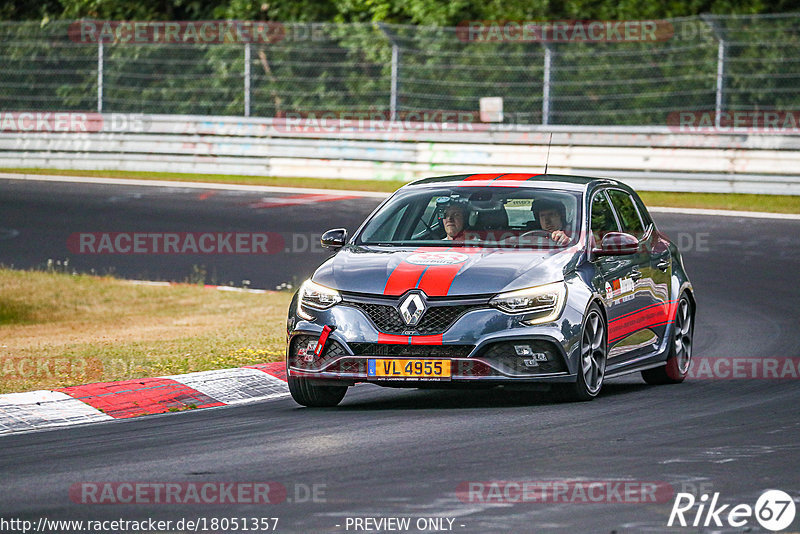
<box><xmin>286</xmin><ymin>173</ymin><xmax>695</xmax><ymax>406</ymax></box>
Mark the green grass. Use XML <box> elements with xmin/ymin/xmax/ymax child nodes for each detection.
<box><xmin>2</xmin><ymin>167</ymin><xmax>799</xmax><ymax>213</ymax></box>
<box><xmin>637</xmin><ymin>191</ymin><xmax>800</xmax><ymax>214</ymax></box>
<box><xmin>0</xmin><ymin>267</ymin><xmax>292</xmax><ymax>394</ymax></box>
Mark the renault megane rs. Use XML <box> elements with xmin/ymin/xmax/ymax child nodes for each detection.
<box><xmin>286</xmin><ymin>173</ymin><xmax>695</xmax><ymax>406</ymax></box>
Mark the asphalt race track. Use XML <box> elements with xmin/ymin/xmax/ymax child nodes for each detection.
<box><xmin>1</xmin><ymin>177</ymin><xmax>800</xmax><ymax>533</ymax></box>
<box><xmin>0</xmin><ymin>178</ymin><xmax>377</xmax><ymax>290</ymax></box>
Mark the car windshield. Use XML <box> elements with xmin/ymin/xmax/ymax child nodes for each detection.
<box><xmin>357</xmin><ymin>186</ymin><xmax>582</xmax><ymax>248</ymax></box>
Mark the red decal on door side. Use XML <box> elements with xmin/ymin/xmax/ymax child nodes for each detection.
<box><xmin>608</xmin><ymin>300</ymin><xmax>678</xmax><ymax>342</ymax></box>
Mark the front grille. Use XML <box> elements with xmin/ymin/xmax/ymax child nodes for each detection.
<box><xmin>349</xmin><ymin>343</ymin><xmax>473</xmax><ymax>358</ymax></box>
<box><xmin>344</xmin><ymin>301</ymin><xmax>478</xmax><ymax>335</ymax></box>
<box><xmin>477</xmin><ymin>340</ymin><xmax>567</xmax><ymax>375</ymax></box>
<box><xmin>326</xmin><ymin>358</ymin><xmax>367</xmax><ymax>375</ymax></box>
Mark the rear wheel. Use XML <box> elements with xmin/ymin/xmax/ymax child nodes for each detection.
<box><xmin>555</xmin><ymin>304</ymin><xmax>607</xmax><ymax>402</ymax></box>
<box><xmin>288</xmin><ymin>375</ymin><xmax>348</xmax><ymax>407</ymax></box>
<box><xmin>642</xmin><ymin>295</ymin><xmax>694</xmax><ymax>385</ymax></box>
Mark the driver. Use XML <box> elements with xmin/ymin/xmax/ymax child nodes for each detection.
<box><xmin>532</xmin><ymin>199</ymin><xmax>570</xmax><ymax>245</ymax></box>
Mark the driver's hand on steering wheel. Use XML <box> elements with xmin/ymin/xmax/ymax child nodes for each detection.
<box><xmin>551</xmin><ymin>230</ymin><xmax>569</xmax><ymax>245</ymax></box>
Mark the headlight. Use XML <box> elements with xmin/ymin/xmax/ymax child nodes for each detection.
<box><xmin>489</xmin><ymin>281</ymin><xmax>567</xmax><ymax>325</ymax></box>
<box><xmin>297</xmin><ymin>279</ymin><xmax>341</xmax><ymax>320</ymax></box>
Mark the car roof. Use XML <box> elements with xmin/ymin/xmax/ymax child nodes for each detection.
<box><xmin>404</xmin><ymin>173</ymin><xmax>622</xmax><ymax>192</ymax></box>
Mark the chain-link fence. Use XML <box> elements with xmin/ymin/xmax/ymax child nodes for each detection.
<box><xmin>1</xmin><ymin>14</ymin><xmax>799</xmax><ymax>126</ymax></box>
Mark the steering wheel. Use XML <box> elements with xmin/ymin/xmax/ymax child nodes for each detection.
<box><xmin>519</xmin><ymin>229</ymin><xmax>569</xmax><ymax>247</ymax></box>
<box><xmin>412</xmin><ymin>223</ymin><xmax>442</xmax><ymax>240</ymax></box>
<box><xmin>519</xmin><ymin>229</ymin><xmax>552</xmax><ymax>239</ymax></box>
<box><xmin>411</xmin><ymin>210</ymin><xmax>444</xmax><ymax>240</ymax></box>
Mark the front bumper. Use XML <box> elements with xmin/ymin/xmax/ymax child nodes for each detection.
<box><xmin>286</xmin><ymin>294</ymin><xmax>585</xmax><ymax>385</ymax></box>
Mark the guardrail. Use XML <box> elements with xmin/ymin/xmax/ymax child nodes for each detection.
<box><xmin>1</xmin><ymin>113</ymin><xmax>799</xmax><ymax>194</ymax></box>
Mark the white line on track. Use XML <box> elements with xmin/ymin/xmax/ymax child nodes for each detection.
<box><xmin>127</xmin><ymin>279</ymin><xmax>271</xmax><ymax>293</ymax></box>
<box><xmin>0</xmin><ymin>172</ymin><xmax>389</xmax><ymax>199</ymax></box>
<box><xmin>648</xmin><ymin>206</ymin><xmax>800</xmax><ymax>220</ymax></box>
<box><xmin>2</xmin><ymin>172</ymin><xmax>799</xmax><ymax>220</ymax></box>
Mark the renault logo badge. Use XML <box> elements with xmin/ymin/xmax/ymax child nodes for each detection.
<box><xmin>398</xmin><ymin>292</ymin><xmax>427</xmax><ymax>326</ymax></box>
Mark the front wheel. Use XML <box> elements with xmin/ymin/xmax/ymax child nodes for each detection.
<box><xmin>642</xmin><ymin>295</ymin><xmax>694</xmax><ymax>385</ymax></box>
<box><xmin>288</xmin><ymin>376</ymin><xmax>348</xmax><ymax>407</ymax></box>
<box><xmin>555</xmin><ymin>304</ymin><xmax>607</xmax><ymax>402</ymax></box>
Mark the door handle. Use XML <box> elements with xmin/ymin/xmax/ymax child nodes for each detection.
<box><xmin>630</xmin><ymin>269</ymin><xmax>643</xmax><ymax>281</ymax></box>
<box><xmin>657</xmin><ymin>259</ymin><xmax>670</xmax><ymax>271</ymax></box>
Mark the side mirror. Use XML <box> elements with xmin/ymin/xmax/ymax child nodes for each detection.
<box><xmin>592</xmin><ymin>232</ymin><xmax>639</xmax><ymax>257</ymax></box>
<box><xmin>321</xmin><ymin>228</ymin><xmax>347</xmax><ymax>250</ymax></box>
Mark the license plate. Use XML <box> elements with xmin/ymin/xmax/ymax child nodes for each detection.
<box><xmin>367</xmin><ymin>359</ymin><xmax>451</xmax><ymax>380</ymax></box>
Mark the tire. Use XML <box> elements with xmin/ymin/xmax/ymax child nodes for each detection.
<box><xmin>555</xmin><ymin>303</ymin><xmax>607</xmax><ymax>402</ymax></box>
<box><xmin>288</xmin><ymin>375</ymin><xmax>348</xmax><ymax>407</ymax></box>
<box><xmin>642</xmin><ymin>295</ymin><xmax>694</xmax><ymax>385</ymax></box>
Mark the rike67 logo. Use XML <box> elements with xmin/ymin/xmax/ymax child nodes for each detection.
<box><xmin>669</xmin><ymin>489</ymin><xmax>796</xmax><ymax>531</ymax></box>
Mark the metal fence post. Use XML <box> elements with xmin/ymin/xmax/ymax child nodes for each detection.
<box><xmin>715</xmin><ymin>39</ymin><xmax>726</xmax><ymax>128</ymax></box>
<box><xmin>542</xmin><ymin>44</ymin><xmax>553</xmax><ymax>125</ymax></box>
<box><xmin>702</xmin><ymin>15</ymin><xmax>726</xmax><ymax>128</ymax></box>
<box><xmin>390</xmin><ymin>44</ymin><xmax>399</xmax><ymax>121</ymax></box>
<box><xmin>244</xmin><ymin>43</ymin><xmax>251</xmax><ymax>117</ymax></box>
<box><xmin>378</xmin><ymin>23</ymin><xmax>400</xmax><ymax>121</ymax></box>
<box><xmin>97</xmin><ymin>41</ymin><xmax>103</xmax><ymax>113</ymax></box>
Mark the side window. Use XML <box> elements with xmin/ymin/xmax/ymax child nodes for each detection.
<box><xmin>410</xmin><ymin>197</ymin><xmax>439</xmax><ymax>236</ymax></box>
<box><xmin>632</xmin><ymin>194</ymin><xmax>653</xmax><ymax>228</ymax></box>
<box><xmin>590</xmin><ymin>191</ymin><xmax>619</xmax><ymax>244</ymax></box>
<box><xmin>607</xmin><ymin>190</ymin><xmax>645</xmax><ymax>239</ymax></box>
<box><xmin>361</xmin><ymin>203</ymin><xmax>409</xmax><ymax>241</ymax></box>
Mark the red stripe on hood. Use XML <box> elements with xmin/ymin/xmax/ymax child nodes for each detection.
<box><xmin>417</xmin><ymin>263</ymin><xmax>463</xmax><ymax>296</ymax></box>
<box><xmin>383</xmin><ymin>247</ymin><xmax>441</xmax><ymax>296</ymax></box>
<box><xmin>384</xmin><ymin>247</ymin><xmax>481</xmax><ymax>297</ymax></box>
<box><xmin>384</xmin><ymin>262</ymin><xmax>427</xmax><ymax>296</ymax></box>
<box><xmin>415</xmin><ymin>247</ymin><xmax>482</xmax><ymax>296</ymax></box>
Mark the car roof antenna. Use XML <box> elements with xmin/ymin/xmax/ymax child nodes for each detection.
<box><xmin>544</xmin><ymin>132</ymin><xmax>553</xmax><ymax>175</ymax></box>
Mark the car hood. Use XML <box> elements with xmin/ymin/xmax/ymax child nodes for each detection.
<box><xmin>312</xmin><ymin>245</ymin><xmax>582</xmax><ymax>297</ymax></box>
